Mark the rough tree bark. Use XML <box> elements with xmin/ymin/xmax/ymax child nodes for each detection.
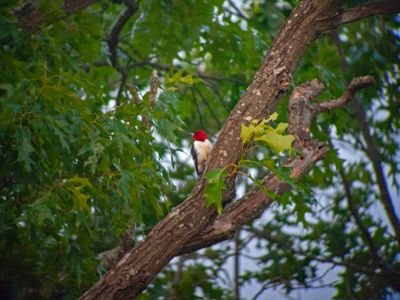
<box><xmin>78</xmin><ymin>1</ymin><xmax>400</xmax><ymax>299</ymax></box>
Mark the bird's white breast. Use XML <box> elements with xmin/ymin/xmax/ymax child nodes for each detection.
<box><xmin>193</xmin><ymin>139</ymin><xmax>213</xmax><ymax>164</ymax></box>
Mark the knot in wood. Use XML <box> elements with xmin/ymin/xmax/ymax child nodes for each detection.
<box><xmin>278</xmin><ymin>72</ymin><xmax>291</xmax><ymax>91</ymax></box>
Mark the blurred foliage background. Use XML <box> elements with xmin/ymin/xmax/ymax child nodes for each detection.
<box><xmin>0</xmin><ymin>0</ymin><xmax>399</xmax><ymax>299</ymax></box>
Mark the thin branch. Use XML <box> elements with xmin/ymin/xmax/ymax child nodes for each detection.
<box><xmin>352</xmin><ymin>99</ymin><xmax>400</xmax><ymax>246</ymax></box>
<box><xmin>340</xmin><ymin>170</ymin><xmax>382</xmax><ymax>264</ymax></box>
<box><xmin>115</xmin><ymin>73</ymin><xmax>127</xmax><ymax>106</ymax></box>
<box><xmin>194</xmin><ymin>73</ymin><xmax>246</xmax><ymax>85</ymax></box>
<box><xmin>330</xmin><ymin>32</ymin><xmax>400</xmax><ymax>247</ymax></box>
<box><xmin>106</xmin><ymin>1</ymin><xmax>138</xmax><ymax>108</ymax></box>
<box><xmin>203</xmin><ymin>81</ymin><xmax>232</xmax><ymax>113</ymax></box>
<box><xmin>194</xmin><ymin>87</ymin><xmax>223</xmax><ymax>128</ymax></box>
<box><xmin>125</xmin><ymin>61</ymin><xmax>246</xmax><ymax>85</ymax></box>
<box><xmin>227</xmin><ymin>0</ymin><xmax>249</xmax><ymax>20</ymax></box>
<box><xmin>314</xmin><ymin>76</ymin><xmax>375</xmax><ymax>112</ymax></box>
<box><xmin>107</xmin><ymin>1</ymin><xmax>138</xmax><ymax>72</ymax></box>
<box><xmin>191</xmin><ymin>90</ymin><xmax>206</xmax><ymax>130</ymax></box>
<box><xmin>337</xmin><ymin>0</ymin><xmax>400</xmax><ymax>26</ymax></box>
<box><xmin>247</xmin><ymin>227</ymin><xmax>389</xmax><ymax>279</ymax></box>
<box><xmin>233</xmin><ymin>230</ymin><xmax>241</xmax><ymax>300</ymax></box>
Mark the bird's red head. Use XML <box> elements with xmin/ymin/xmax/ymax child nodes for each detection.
<box><xmin>193</xmin><ymin>130</ymin><xmax>208</xmax><ymax>141</ymax></box>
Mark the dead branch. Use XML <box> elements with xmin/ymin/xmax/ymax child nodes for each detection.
<box><xmin>314</xmin><ymin>76</ymin><xmax>375</xmax><ymax>112</ymax></box>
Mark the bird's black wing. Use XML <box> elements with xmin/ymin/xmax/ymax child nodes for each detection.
<box><xmin>191</xmin><ymin>144</ymin><xmax>199</xmax><ymax>176</ymax></box>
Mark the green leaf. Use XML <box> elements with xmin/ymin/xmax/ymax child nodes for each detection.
<box><xmin>265</xmin><ymin>112</ymin><xmax>278</xmax><ymax>122</ymax></box>
<box><xmin>204</xmin><ymin>169</ymin><xmax>229</xmax><ymax>214</ymax></box>
<box><xmin>275</xmin><ymin>122</ymin><xmax>288</xmax><ymax>134</ymax></box>
<box><xmin>14</xmin><ymin>129</ymin><xmax>35</xmax><ymax>171</ymax></box>
<box><xmin>67</xmin><ymin>177</ymin><xmax>93</xmax><ymax>213</ymax></box>
<box><xmin>254</xmin><ymin>129</ymin><xmax>294</xmax><ymax>154</ymax></box>
<box><xmin>239</xmin><ymin>159</ymin><xmax>264</xmax><ymax>169</ymax></box>
<box><xmin>70</xmin><ymin>186</ymin><xmax>91</xmax><ymax>213</ymax></box>
<box><xmin>165</xmin><ymin>70</ymin><xmax>200</xmax><ymax>85</ymax></box>
<box><xmin>240</xmin><ymin>122</ymin><xmax>254</xmax><ymax>144</ymax></box>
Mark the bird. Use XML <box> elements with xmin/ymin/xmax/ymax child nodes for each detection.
<box><xmin>191</xmin><ymin>130</ymin><xmax>213</xmax><ymax>177</ymax></box>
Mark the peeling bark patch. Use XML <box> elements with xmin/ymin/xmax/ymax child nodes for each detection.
<box><xmin>273</xmin><ymin>66</ymin><xmax>285</xmax><ymax>75</ymax></box>
<box><xmin>219</xmin><ymin>150</ymin><xmax>228</xmax><ymax>157</ymax></box>
<box><xmin>252</xmin><ymin>88</ymin><xmax>262</xmax><ymax>96</ymax></box>
<box><xmin>128</xmin><ymin>269</ymin><xmax>137</xmax><ymax>276</ymax></box>
<box><xmin>244</xmin><ymin>116</ymin><xmax>252</xmax><ymax>122</ymax></box>
<box><xmin>116</xmin><ymin>253</ymin><xmax>129</xmax><ymax>267</ymax></box>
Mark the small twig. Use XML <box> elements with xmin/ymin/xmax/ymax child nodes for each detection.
<box><xmin>203</xmin><ymin>81</ymin><xmax>232</xmax><ymax>112</ymax></box>
<box><xmin>194</xmin><ymin>87</ymin><xmax>223</xmax><ymax>128</ymax></box>
<box><xmin>106</xmin><ymin>1</ymin><xmax>138</xmax><ymax>107</ymax></box>
<box><xmin>339</xmin><ymin>169</ymin><xmax>394</xmax><ymax>274</ymax></box>
<box><xmin>125</xmin><ymin>61</ymin><xmax>247</xmax><ymax>85</ymax></box>
<box><xmin>191</xmin><ymin>89</ymin><xmax>206</xmax><ymax>130</ymax></box>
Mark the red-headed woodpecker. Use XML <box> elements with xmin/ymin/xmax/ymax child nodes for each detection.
<box><xmin>191</xmin><ymin>130</ymin><xmax>213</xmax><ymax>177</ymax></box>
